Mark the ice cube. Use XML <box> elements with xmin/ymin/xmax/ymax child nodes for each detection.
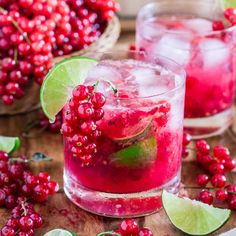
<box><xmin>138</xmin><ymin>74</ymin><xmax>176</xmax><ymax>97</ymax></box>
<box><xmin>184</xmin><ymin>18</ymin><xmax>213</xmax><ymax>34</ymax></box>
<box><xmin>199</xmin><ymin>39</ymin><xmax>230</xmax><ymax>68</ymax></box>
<box><xmin>87</xmin><ymin>61</ymin><xmax>122</xmax><ymax>83</ymax></box>
<box><xmin>141</xmin><ymin>21</ymin><xmax>166</xmax><ymax>39</ymax></box>
<box><xmin>153</xmin><ymin>34</ymin><xmax>191</xmax><ymax>66</ymax></box>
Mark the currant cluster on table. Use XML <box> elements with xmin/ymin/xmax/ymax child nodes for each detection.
<box><xmin>99</xmin><ymin>219</ymin><xmax>153</xmax><ymax>236</ymax></box>
<box><xmin>0</xmin><ymin>0</ymin><xmax>119</xmax><ymax>106</ymax></box>
<box><xmin>182</xmin><ymin>134</ymin><xmax>236</xmax><ymax>210</ymax></box>
<box><xmin>39</xmin><ymin>112</ymin><xmax>62</xmax><ymax>133</ymax></box>
<box><xmin>61</xmin><ymin>84</ymin><xmax>106</xmax><ymax>166</ymax></box>
<box><xmin>0</xmin><ymin>150</ymin><xmax>59</xmax><ymax>236</ymax></box>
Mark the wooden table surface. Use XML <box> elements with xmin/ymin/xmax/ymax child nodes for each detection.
<box><xmin>1</xmin><ymin>32</ymin><xmax>236</xmax><ymax>236</ymax></box>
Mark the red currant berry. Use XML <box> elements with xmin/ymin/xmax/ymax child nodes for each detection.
<box><xmin>6</xmin><ymin>218</ymin><xmax>18</xmax><ymax>230</ymax></box>
<box><xmin>139</xmin><ymin>228</ymin><xmax>154</xmax><ymax>236</ymax></box>
<box><xmin>183</xmin><ymin>133</ymin><xmax>191</xmax><ymax>146</ymax></box>
<box><xmin>5</xmin><ymin>195</ymin><xmax>17</xmax><ymax>209</ymax></box>
<box><xmin>72</xmin><ymin>85</ymin><xmax>89</xmax><ymax>101</ymax></box>
<box><xmin>197</xmin><ymin>154</ymin><xmax>213</xmax><ymax>166</ymax></box>
<box><xmin>47</xmin><ymin>180</ymin><xmax>59</xmax><ymax>194</ymax></box>
<box><xmin>225</xmin><ymin>184</ymin><xmax>236</xmax><ymax>196</ymax></box>
<box><xmin>2</xmin><ymin>95</ymin><xmax>14</xmax><ymax>105</ymax></box>
<box><xmin>211</xmin><ymin>174</ymin><xmax>226</xmax><ymax>188</ymax></box>
<box><xmin>198</xmin><ymin>190</ymin><xmax>213</xmax><ymax>205</ymax></box>
<box><xmin>25</xmin><ymin>175</ymin><xmax>39</xmax><ymax>189</ymax></box>
<box><xmin>208</xmin><ymin>163</ymin><xmax>224</xmax><ymax>175</ymax></box>
<box><xmin>19</xmin><ymin>216</ymin><xmax>34</xmax><ymax>231</ymax></box>
<box><xmin>71</xmin><ymin>134</ymin><xmax>88</xmax><ymax>147</ymax></box>
<box><xmin>213</xmin><ymin>145</ymin><xmax>230</xmax><ymax>160</ymax></box>
<box><xmin>196</xmin><ymin>140</ymin><xmax>210</xmax><ymax>155</ymax></box>
<box><xmin>30</xmin><ymin>213</ymin><xmax>43</xmax><ymax>228</ymax></box>
<box><xmin>80</xmin><ymin>155</ymin><xmax>93</xmax><ymax>166</ymax></box>
<box><xmin>196</xmin><ymin>174</ymin><xmax>209</xmax><ymax>187</ymax></box>
<box><xmin>91</xmin><ymin>92</ymin><xmax>106</xmax><ymax>108</ymax></box>
<box><xmin>21</xmin><ymin>184</ymin><xmax>32</xmax><ymax>197</ymax></box>
<box><xmin>224</xmin><ymin>159</ymin><xmax>236</xmax><ymax>171</ymax></box>
<box><xmin>84</xmin><ymin>143</ymin><xmax>97</xmax><ymax>155</ymax></box>
<box><xmin>119</xmin><ymin>219</ymin><xmax>140</xmax><ymax>236</ymax></box>
<box><xmin>93</xmin><ymin>108</ymin><xmax>104</xmax><ymax>121</ymax></box>
<box><xmin>224</xmin><ymin>8</ymin><xmax>236</xmax><ymax>21</ymax></box>
<box><xmin>212</xmin><ymin>20</ymin><xmax>225</xmax><ymax>31</ymax></box>
<box><xmin>80</xmin><ymin>121</ymin><xmax>97</xmax><ymax>135</ymax></box>
<box><xmin>61</xmin><ymin>123</ymin><xmax>73</xmax><ymax>137</ymax></box>
<box><xmin>33</xmin><ymin>185</ymin><xmax>48</xmax><ymax>202</ymax></box>
<box><xmin>0</xmin><ymin>226</ymin><xmax>15</xmax><ymax>236</ymax></box>
<box><xmin>0</xmin><ymin>151</ymin><xmax>9</xmax><ymax>161</ymax></box>
<box><xmin>38</xmin><ymin>172</ymin><xmax>50</xmax><ymax>183</ymax></box>
<box><xmin>215</xmin><ymin>189</ymin><xmax>228</xmax><ymax>202</ymax></box>
<box><xmin>228</xmin><ymin>195</ymin><xmax>236</xmax><ymax>210</ymax></box>
<box><xmin>77</xmin><ymin>102</ymin><xmax>95</xmax><ymax>119</ymax></box>
<box><xmin>0</xmin><ymin>189</ymin><xmax>6</xmax><ymax>207</ymax></box>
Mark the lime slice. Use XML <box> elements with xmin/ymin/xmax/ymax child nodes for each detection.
<box><xmin>0</xmin><ymin>136</ymin><xmax>20</xmax><ymax>153</ymax></box>
<box><xmin>109</xmin><ymin>137</ymin><xmax>157</xmax><ymax>168</ymax></box>
<box><xmin>220</xmin><ymin>0</ymin><xmax>236</xmax><ymax>8</ymax></box>
<box><xmin>44</xmin><ymin>229</ymin><xmax>77</xmax><ymax>236</ymax></box>
<box><xmin>100</xmin><ymin>110</ymin><xmax>152</xmax><ymax>141</ymax></box>
<box><xmin>40</xmin><ymin>56</ymin><xmax>98</xmax><ymax>122</ymax></box>
<box><xmin>162</xmin><ymin>191</ymin><xmax>231</xmax><ymax>235</ymax></box>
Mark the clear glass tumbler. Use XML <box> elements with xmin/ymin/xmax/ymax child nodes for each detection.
<box><xmin>136</xmin><ymin>0</ymin><xmax>236</xmax><ymax>139</ymax></box>
<box><xmin>63</xmin><ymin>51</ymin><xmax>185</xmax><ymax>217</ymax></box>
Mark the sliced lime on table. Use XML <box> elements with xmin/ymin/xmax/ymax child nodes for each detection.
<box><xmin>162</xmin><ymin>190</ymin><xmax>231</xmax><ymax>235</ymax></box>
<box><xmin>0</xmin><ymin>135</ymin><xmax>20</xmax><ymax>153</ymax></box>
<box><xmin>40</xmin><ymin>56</ymin><xmax>97</xmax><ymax>122</ymax></box>
<box><xmin>109</xmin><ymin>136</ymin><xmax>157</xmax><ymax>168</ymax></box>
<box><xmin>44</xmin><ymin>229</ymin><xmax>77</xmax><ymax>236</ymax></box>
<box><xmin>220</xmin><ymin>0</ymin><xmax>236</xmax><ymax>8</ymax></box>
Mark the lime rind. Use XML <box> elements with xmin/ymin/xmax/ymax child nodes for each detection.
<box><xmin>162</xmin><ymin>191</ymin><xmax>231</xmax><ymax>235</ymax></box>
<box><xmin>0</xmin><ymin>136</ymin><xmax>21</xmax><ymax>153</ymax></box>
<box><xmin>40</xmin><ymin>56</ymin><xmax>98</xmax><ymax>122</ymax></box>
<box><xmin>44</xmin><ymin>229</ymin><xmax>75</xmax><ymax>236</ymax></box>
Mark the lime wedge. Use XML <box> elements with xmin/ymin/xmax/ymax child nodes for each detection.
<box><xmin>44</xmin><ymin>229</ymin><xmax>77</xmax><ymax>236</ymax></box>
<box><xmin>0</xmin><ymin>136</ymin><xmax>20</xmax><ymax>153</ymax></box>
<box><xmin>162</xmin><ymin>191</ymin><xmax>231</xmax><ymax>235</ymax></box>
<box><xmin>109</xmin><ymin>137</ymin><xmax>157</xmax><ymax>168</ymax></box>
<box><xmin>40</xmin><ymin>56</ymin><xmax>97</xmax><ymax>122</ymax></box>
<box><xmin>220</xmin><ymin>0</ymin><xmax>236</xmax><ymax>8</ymax></box>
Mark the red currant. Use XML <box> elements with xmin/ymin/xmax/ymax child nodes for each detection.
<box><xmin>198</xmin><ymin>190</ymin><xmax>213</xmax><ymax>205</ymax></box>
<box><xmin>119</xmin><ymin>219</ymin><xmax>140</xmax><ymax>236</ymax></box>
<box><xmin>211</xmin><ymin>174</ymin><xmax>226</xmax><ymax>188</ymax></box>
<box><xmin>215</xmin><ymin>189</ymin><xmax>228</xmax><ymax>202</ymax></box>
<box><xmin>196</xmin><ymin>174</ymin><xmax>209</xmax><ymax>187</ymax></box>
<box><xmin>196</xmin><ymin>140</ymin><xmax>210</xmax><ymax>155</ymax></box>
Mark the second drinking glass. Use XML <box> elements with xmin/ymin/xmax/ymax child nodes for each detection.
<box><xmin>136</xmin><ymin>0</ymin><xmax>236</xmax><ymax>138</ymax></box>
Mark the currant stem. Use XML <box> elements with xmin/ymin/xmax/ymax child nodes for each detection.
<box><xmin>184</xmin><ymin>186</ymin><xmax>217</xmax><ymax>190</ymax></box>
<box><xmin>97</xmin><ymin>232</ymin><xmax>121</xmax><ymax>236</ymax></box>
<box><xmin>0</xmin><ymin>6</ymin><xmax>31</xmax><ymax>45</ymax></box>
<box><xmin>14</xmin><ymin>48</ymin><xmax>18</xmax><ymax>63</ymax></box>
<box><xmin>105</xmin><ymin>80</ymin><xmax>118</xmax><ymax>95</ymax></box>
<box><xmin>21</xmin><ymin>201</ymin><xmax>28</xmax><ymax>216</ymax></box>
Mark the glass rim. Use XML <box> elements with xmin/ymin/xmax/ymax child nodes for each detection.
<box><xmin>83</xmin><ymin>50</ymin><xmax>186</xmax><ymax>101</ymax></box>
<box><xmin>137</xmin><ymin>1</ymin><xmax>236</xmax><ymax>49</ymax></box>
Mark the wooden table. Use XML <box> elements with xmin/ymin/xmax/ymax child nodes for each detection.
<box><xmin>1</xmin><ymin>32</ymin><xmax>236</xmax><ymax>236</ymax></box>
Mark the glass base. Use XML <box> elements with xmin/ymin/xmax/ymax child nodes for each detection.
<box><xmin>184</xmin><ymin>108</ymin><xmax>233</xmax><ymax>139</ymax></box>
<box><xmin>64</xmin><ymin>169</ymin><xmax>181</xmax><ymax>218</ymax></box>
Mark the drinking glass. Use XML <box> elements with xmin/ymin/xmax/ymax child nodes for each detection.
<box><xmin>63</xmin><ymin>51</ymin><xmax>185</xmax><ymax>217</ymax></box>
<box><xmin>136</xmin><ymin>0</ymin><xmax>236</xmax><ymax>138</ymax></box>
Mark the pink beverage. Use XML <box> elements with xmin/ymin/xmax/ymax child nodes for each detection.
<box><xmin>136</xmin><ymin>0</ymin><xmax>236</xmax><ymax>138</ymax></box>
<box><xmin>63</xmin><ymin>52</ymin><xmax>185</xmax><ymax>217</ymax></box>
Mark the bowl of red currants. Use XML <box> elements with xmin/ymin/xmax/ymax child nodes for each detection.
<box><xmin>0</xmin><ymin>0</ymin><xmax>120</xmax><ymax>115</ymax></box>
